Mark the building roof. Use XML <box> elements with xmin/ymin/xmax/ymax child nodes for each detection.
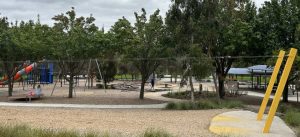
<box><xmin>228</xmin><ymin>65</ymin><xmax>273</xmax><ymax>75</ymax></box>
<box><xmin>248</xmin><ymin>65</ymin><xmax>273</xmax><ymax>74</ymax></box>
<box><xmin>228</xmin><ymin>68</ymin><xmax>250</xmax><ymax>75</ymax></box>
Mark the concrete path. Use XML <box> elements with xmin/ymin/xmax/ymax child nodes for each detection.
<box><xmin>209</xmin><ymin>110</ymin><xmax>296</xmax><ymax>137</ymax></box>
<box><xmin>0</xmin><ymin>102</ymin><xmax>168</xmax><ymax>109</ymax></box>
<box><xmin>145</xmin><ymin>91</ymin><xmax>184</xmax><ymax>102</ymax></box>
<box><xmin>247</xmin><ymin>91</ymin><xmax>300</xmax><ymax>102</ymax></box>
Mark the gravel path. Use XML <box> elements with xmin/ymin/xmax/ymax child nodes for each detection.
<box><xmin>0</xmin><ymin>107</ymin><xmax>227</xmax><ymax>137</ymax></box>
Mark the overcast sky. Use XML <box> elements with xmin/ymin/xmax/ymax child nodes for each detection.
<box><xmin>0</xmin><ymin>0</ymin><xmax>269</xmax><ymax>30</ymax></box>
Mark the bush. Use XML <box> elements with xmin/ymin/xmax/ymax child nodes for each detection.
<box><xmin>141</xmin><ymin>128</ymin><xmax>173</xmax><ymax>137</ymax></box>
<box><xmin>165</xmin><ymin>102</ymin><xmax>177</xmax><ymax>109</ymax></box>
<box><xmin>165</xmin><ymin>100</ymin><xmax>244</xmax><ymax>110</ymax></box>
<box><xmin>220</xmin><ymin>100</ymin><xmax>244</xmax><ymax>109</ymax></box>
<box><xmin>196</xmin><ymin>100</ymin><xmax>218</xmax><ymax>109</ymax></box>
<box><xmin>284</xmin><ymin>110</ymin><xmax>300</xmax><ymax>127</ymax></box>
<box><xmin>163</xmin><ymin>91</ymin><xmax>218</xmax><ymax>100</ymax></box>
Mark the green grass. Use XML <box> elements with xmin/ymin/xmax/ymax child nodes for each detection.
<box><xmin>165</xmin><ymin>99</ymin><xmax>244</xmax><ymax>110</ymax></box>
<box><xmin>284</xmin><ymin>110</ymin><xmax>300</xmax><ymax>127</ymax></box>
<box><xmin>295</xmin><ymin>127</ymin><xmax>300</xmax><ymax>137</ymax></box>
<box><xmin>142</xmin><ymin>128</ymin><xmax>174</xmax><ymax>137</ymax></box>
<box><xmin>0</xmin><ymin>125</ymin><xmax>174</xmax><ymax>137</ymax></box>
<box><xmin>278</xmin><ymin>104</ymin><xmax>300</xmax><ymax>135</ymax></box>
<box><xmin>0</xmin><ymin>125</ymin><xmax>98</xmax><ymax>137</ymax></box>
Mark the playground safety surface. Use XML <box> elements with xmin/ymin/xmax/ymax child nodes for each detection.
<box><xmin>0</xmin><ymin>106</ymin><xmax>227</xmax><ymax>137</ymax></box>
<box><xmin>209</xmin><ymin>110</ymin><xmax>296</xmax><ymax>137</ymax></box>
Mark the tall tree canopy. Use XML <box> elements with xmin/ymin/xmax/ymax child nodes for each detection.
<box><xmin>125</xmin><ymin>8</ymin><xmax>166</xmax><ymax>99</ymax></box>
<box><xmin>51</xmin><ymin>7</ymin><xmax>98</xmax><ymax>98</ymax></box>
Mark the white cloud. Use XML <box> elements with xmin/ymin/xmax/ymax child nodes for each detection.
<box><xmin>254</xmin><ymin>0</ymin><xmax>270</xmax><ymax>7</ymax></box>
<box><xmin>0</xmin><ymin>0</ymin><xmax>171</xmax><ymax>31</ymax></box>
<box><xmin>0</xmin><ymin>0</ymin><xmax>270</xmax><ymax>30</ymax></box>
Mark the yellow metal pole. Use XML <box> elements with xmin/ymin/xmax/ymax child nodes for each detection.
<box><xmin>257</xmin><ymin>51</ymin><xmax>285</xmax><ymax>121</ymax></box>
<box><xmin>263</xmin><ymin>48</ymin><xmax>297</xmax><ymax>133</ymax></box>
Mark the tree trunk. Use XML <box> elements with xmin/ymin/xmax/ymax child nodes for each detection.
<box><xmin>212</xmin><ymin>72</ymin><xmax>221</xmax><ymax>103</ymax></box>
<box><xmin>140</xmin><ymin>78</ymin><xmax>146</xmax><ymax>99</ymax></box>
<box><xmin>189</xmin><ymin>74</ymin><xmax>194</xmax><ymax>102</ymax></box>
<box><xmin>104</xmin><ymin>80</ymin><xmax>107</xmax><ymax>89</ymax></box>
<box><xmin>218</xmin><ymin>76</ymin><xmax>225</xmax><ymax>99</ymax></box>
<box><xmin>131</xmin><ymin>74</ymin><xmax>134</xmax><ymax>81</ymax></box>
<box><xmin>91</xmin><ymin>77</ymin><xmax>93</xmax><ymax>87</ymax></box>
<box><xmin>60</xmin><ymin>75</ymin><xmax>63</xmax><ymax>87</ymax></box>
<box><xmin>87</xmin><ymin>76</ymin><xmax>90</xmax><ymax>89</ymax></box>
<box><xmin>283</xmin><ymin>82</ymin><xmax>289</xmax><ymax>102</ymax></box>
<box><xmin>8</xmin><ymin>78</ymin><xmax>13</xmax><ymax>97</ymax></box>
<box><xmin>68</xmin><ymin>75</ymin><xmax>74</xmax><ymax>98</ymax></box>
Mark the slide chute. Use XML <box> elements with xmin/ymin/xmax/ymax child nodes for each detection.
<box><xmin>0</xmin><ymin>63</ymin><xmax>37</xmax><ymax>85</ymax></box>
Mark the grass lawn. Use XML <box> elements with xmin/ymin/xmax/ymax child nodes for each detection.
<box><xmin>0</xmin><ymin>125</ymin><xmax>175</xmax><ymax>137</ymax></box>
<box><xmin>278</xmin><ymin>104</ymin><xmax>300</xmax><ymax>136</ymax></box>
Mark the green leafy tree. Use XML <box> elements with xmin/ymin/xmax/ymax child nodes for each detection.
<box><xmin>11</xmin><ymin>18</ymin><xmax>52</xmax><ymax>60</ymax></box>
<box><xmin>94</xmin><ymin>31</ymin><xmax>117</xmax><ymax>88</ymax></box>
<box><xmin>165</xmin><ymin>0</ymin><xmax>213</xmax><ymax>101</ymax></box>
<box><xmin>110</xmin><ymin>17</ymin><xmax>139</xmax><ymax>81</ymax></box>
<box><xmin>0</xmin><ymin>17</ymin><xmax>23</xmax><ymax>96</ymax></box>
<box><xmin>256</xmin><ymin>0</ymin><xmax>300</xmax><ymax>102</ymax></box>
<box><xmin>166</xmin><ymin>0</ymin><xmax>256</xmax><ymax>99</ymax></box>
<box><xmin>51</xmin><ymin>7</ymin><xmax>98</xmax><ymax>98</ymax></box>
<box><xmin>126</xmin><ymin>8</ymin><xmax>165</xmax><ymax>99</ymax></box>
<box><xmin>110</xmin><ymin>17</ymin><xmax>136</xmax><ymax>54</ymax></box>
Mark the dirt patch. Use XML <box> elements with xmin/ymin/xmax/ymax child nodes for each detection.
<box><xmin>27</xmin><ymin>96</ymin><xmax>165</xmax><ymax>105</ymax></box>
<box><xmin>0</xmin><ymin>85</ymin><xmax>165</xmax><ymax>105</ymax></box>
<box><xmin>0</xmin><ymin>107</ymin><xmax>227</xmax><ymax>137</ymax></box>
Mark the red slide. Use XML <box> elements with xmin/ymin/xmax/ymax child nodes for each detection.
<box><xmin>0</xmin><ymin>63</ymin><xmax>37</xmax><ymax>85</ymax></box>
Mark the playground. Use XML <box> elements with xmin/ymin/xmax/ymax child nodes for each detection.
<box><xmin>0</xmin><ymin>55</ymin><xmax>299</xmax><ymax>136</ymax></box>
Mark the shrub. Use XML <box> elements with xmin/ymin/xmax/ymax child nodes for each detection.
<box><xmin>165</xmin><ymin>100</ymin><xmax>244</xmax><ymax>110</ymax></box>
<box><xmin>178</xmin><ymin>102</ymin><xmax>189</xmax><ymax>110</ymax></box>
<box><xmin>165</xmin><ymin>102</ymin><xmax>177</xmax><ymax>109</ymax></box>
<box><xmin>141</xmin><ymin>128</ymin><xmax>173</xmax><ymax>137</ymax></box>
<box><xmin>220</xmin><ymin>100</ymin><xmax>244</xmax><ymax>109</ymax></box>
<box><xmin>196</xmin><ymin>100</ymin><xmax>218</xmax><ymax>109</ymax></box>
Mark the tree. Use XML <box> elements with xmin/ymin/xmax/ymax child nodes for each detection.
<box><xmin>110</xmin><ymin>17</ymin><xmax>139</xmax><ymax>81</ymax></box>
<box><xmin>110</xmin><ymin>17</ymin><xmax>136</xmax><ymax>54</ymax></box>
<box><xmin>11</xmin><ymin>18</ymin><xmax>52</xmax><ymax>60</ymax></box>
<box><xmin>94</xmin><ymin>31</ymin><xmax>117</xmax><ymax>88</ymax></box>
<box><xmin>126</xmin><ymin>8</ymin><xmax>165</xmax><ymax>99</ymax></box>
<box><xmin>51</xmin><ymin>7</ymin><xmax>98</xmax><ymax>98</ymax></box>
<box><xmin>166</xmin><ymin>0</ymin><xmax>256</xmax><ymax>99</ymax></box>
<box><xmin>197</xmin><ymin>0</ymin><xmax>256</xmax><ymax>98</ymax></box>
<box><xmin>187</xmin><ymin>46</ymin><xmax>213</xmax><ymax>101</ymax></box>
<box><xmin>256</xmin><ymin>0</ymin><xmax>300</xmax><ymax>102</ymax></box>
<box><xmin>0</xmin><ymin>17</ymin><xmax>24</xmax><ymax>96</ymax></box>
<box><xmin>165</xmin><ymin>0</ymin><xmax>213</xmax><ymax>101</ymax></box>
